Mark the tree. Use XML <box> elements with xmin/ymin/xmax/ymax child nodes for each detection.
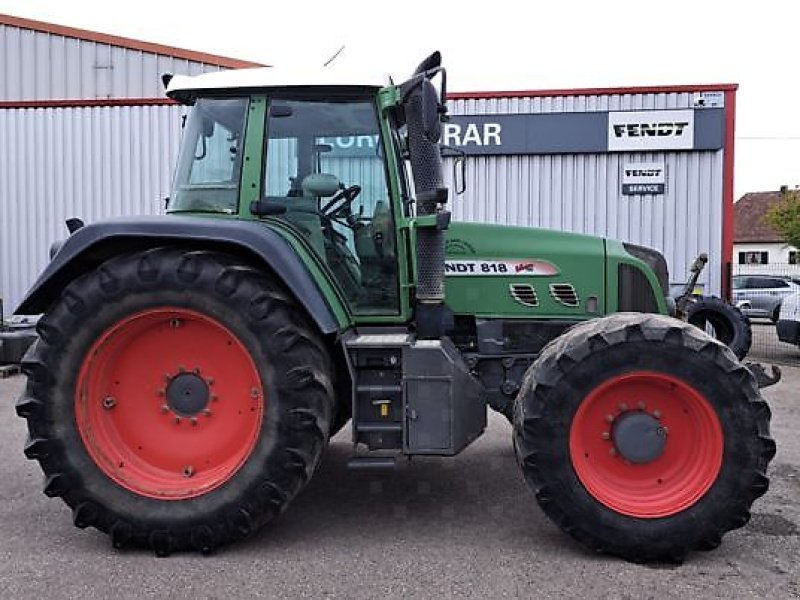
<box><xmin>765</xmin><ymin>187</ymin><xmax>800</xmax><ymax>251</ymax></box>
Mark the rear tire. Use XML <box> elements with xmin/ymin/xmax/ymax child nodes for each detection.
<box><xmin>513</xmin><ymin>313</ymin><xmax>775</xmax><ymax>562</ymax></box>
<box><xmin>17</xmin><ymin>248</ymin><xmax>335</xmax><ymax>555</ymax></box>
<box><xmin>687</xmin><ymin>296</ymin><xmax>752</xmax><ymax>360</ymax></box>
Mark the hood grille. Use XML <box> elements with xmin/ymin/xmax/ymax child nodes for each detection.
<box><xmin>510</xmin><ymin>284</ymin><xmax>539</xmax><ymax>307</ymax></box>
<box><xmin>550</xmin><ymin>283</ymin><xmax>580</xmax><ymax>307</ymax></box>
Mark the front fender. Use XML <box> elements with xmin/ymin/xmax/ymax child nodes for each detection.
<box><xmin>16</xmin><ymin>216</ymin><xmax>344</xmax><ymax>335</ymax></box>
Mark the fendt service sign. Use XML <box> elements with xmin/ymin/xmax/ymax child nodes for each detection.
<box><xmin>621</xmin><ymin>162</ymin><xmax>666</xmax><ymax>195</ymax></box>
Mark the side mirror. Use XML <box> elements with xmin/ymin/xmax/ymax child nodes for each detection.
<box><xmin>453</xmin><ymin>156</ymin><xmax>466</xmax><ymax>195</ymax></box>
<box><xmin>419</xmin><ymin>79</ymin><xmax>442</xmax><ymax>143</ymax></box>
<box><xmin>201</xmin><ymin>116</ymin><xmax>215</xmax><ymax>138</ymax></box>
<box><xmin>441</xmin><ymin>145</ymin><xmax>466</xmax><ymax>195</ymax></box>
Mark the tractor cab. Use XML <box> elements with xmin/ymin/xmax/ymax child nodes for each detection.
<box><xmin>164</xmin><ymin>66</ymin><xmax>440</xmax><ymax>319</ymax></box>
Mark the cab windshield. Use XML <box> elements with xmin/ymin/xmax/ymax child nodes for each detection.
<box><xmin>170</xmin><ymin>97</ymin><xmax>249</xmax><ymax>213</ymax></box>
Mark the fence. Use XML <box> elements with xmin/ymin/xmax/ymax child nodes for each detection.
<box><xmin>732</xmin><ymin>264</ymin><xmax>800</xmax><ymax>366</ymax></box>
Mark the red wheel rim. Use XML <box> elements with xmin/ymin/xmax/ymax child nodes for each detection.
<box><xmin>75</xmin><ymin>308</ymin><xmax>264</xmax><ymax>500</ymax></box>
<box><xmin>569</xmin><ymin>371</ymin><xmax>723</xmax><ymax>518</ymax></box>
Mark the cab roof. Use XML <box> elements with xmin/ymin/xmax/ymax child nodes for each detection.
<box><xmin>166</xmin><ymin>66</ymin><xmax>390</xmax><ymax>98</ymax></box>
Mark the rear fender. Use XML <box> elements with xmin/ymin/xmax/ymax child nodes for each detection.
<box><xmin>15</xmin><ymin>216</ymin><xmax>345</xmax><ymax>335</ymax></box>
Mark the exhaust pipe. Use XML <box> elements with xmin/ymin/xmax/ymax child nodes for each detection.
<box><xmin>401</xmin><ymin>55</ymin><xmax>452</xmax><ymax>337</ymax></box>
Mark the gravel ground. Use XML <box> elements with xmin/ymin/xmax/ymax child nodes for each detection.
<box><xmin>1</xmin><ymin>368</ymin><xmax>798</xmax><ymax>599</ymax></box>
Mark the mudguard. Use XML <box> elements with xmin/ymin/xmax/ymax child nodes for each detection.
<box><xmin>15</xmin><ymin>216</ymin><xmax>340</xmax><ymax>335</ymax></box>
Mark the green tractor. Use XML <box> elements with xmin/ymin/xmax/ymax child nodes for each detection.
<box><xmin>16</xmin><ymin>53</ymin><xmax>774</xmax><ymax>562</ymax></box>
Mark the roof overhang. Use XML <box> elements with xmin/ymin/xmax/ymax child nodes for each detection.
<box><xmin>166</xmin><ymin>67</ymin><xmax>388</xmax><ymax>100</ymax></box>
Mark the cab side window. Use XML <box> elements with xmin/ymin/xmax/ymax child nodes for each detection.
<box><xmin>263</xmin><ymin>99</ymin><xmax>399</xmax><ymax>313</ymax></box>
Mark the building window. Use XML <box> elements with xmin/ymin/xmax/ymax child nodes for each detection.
<box><xmin>738</xmin><ymin>251</ymin><xmax>769</xmax><ymax>265</ymax></box>
<box><xmin>790</xmin><ymin>251</ymin><xmax>798</xmax><ymax>265</ymax></box>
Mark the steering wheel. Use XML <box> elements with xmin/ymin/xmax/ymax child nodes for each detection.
<box><xmin>321</xmin><ymin>184</ymin><xmax>361</xmax><ymax>221</ymax></box>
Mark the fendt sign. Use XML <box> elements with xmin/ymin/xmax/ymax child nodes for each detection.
<box><xmin>443</xmin><ymin>108</ymin><xmax>721</xmax><ymax>156</ymax></box>
<box><xmin>607</xmin><ymin>110</ymin><xmax>694</xmax><ymax>151</ymax></box>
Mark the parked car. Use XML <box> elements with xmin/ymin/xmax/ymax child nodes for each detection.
<box><xmin>777</xmin><ymin>292</ymin><xmax>800</xmax><ymax>347</ymax></box>
<box><xmin>732</xmin><ymin>274</ymin><xmax>800</xmax><ymax>321</ymax></box>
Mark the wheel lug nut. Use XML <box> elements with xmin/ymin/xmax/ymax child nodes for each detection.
<box><xmin>164</xmin><ymin>374</ymin><xmax>172</xmax><ymax>382</ymax></box>
<box><xmin>102</xmin><ymin>396</ymin><xmax>116</xmax><ymax>409</ymax></box>
<box><xmin>653</xmin><ymin>410</ymin><xmax>662</xmax><ymax>419</ymax></box>
<box><xmin>170</xmin><ymin>318</ymin><xmax>181</xmax><ymax>328</ymax></box>
<box><xmin>183</xmin><ymin>466</ymin><xmax>194</xmax><ymax>478</ymax></box>
<box><xmin>609</xmin><ymin>448</ymin><xmax>617</xmax><ymax>457</ymax></box>
<box><xmin>178</xmin><ymin>365</ymin><xmax>186</xmax><ymax>373</ymax></box>
<box><xmin>618</xmin><ymin>403</ymin><xmax>628</xmax><ymax>412</ymax></box>
<box><xmin>160</xmin><ymin>404</ymin><xmax>169</xmax><ymax>414</ymax></box>
<box><xmin>206</xmin><ymin>378</ymin><xmax>215</xmax><ymax>386</ymax></box>
<box><xmin>605</xmin><ymin>414</ymin><xmax>614</xmax><ymax>423</ymax></box>
<box><xmin>637</xmin><ymin>401</ymin><xmax>646</xmax><ymax>410</ymax></box>
<box><xmin>202</xmin><ymin>408</ymin><xmax>212</xmax><ymax>417</ymax></box>
<box><xmin>190</xmin><ymin>417</ymin><xmax>198</xmax><ymax>426</ymax></box>
<box><xmin>601</xmin><ymin>431</ymin><xmax>610</xmax><ymax>440</ymax></box>
<box><xmin>193</xmin><ymin>367</ymin><xmax>200</xmax><ymax>375</ymax></box>
<box><xmin>174</xmin><ymin>416</ymin><xmax>182</xmax><ymax>425</ymax></box>
<box><xmin>250</xmin><ymin>387</ymin><xmax>260</xmax><ymax>399</ymax></box>
<box><xmin>157</xmin><ymin>389</ymin><xmax>165</xmax><ymax>397</ymax></box>
<box><xmin>211</xmin><ymin>395</ymin><xmax>219</xmax><ymax>402</ymax></box>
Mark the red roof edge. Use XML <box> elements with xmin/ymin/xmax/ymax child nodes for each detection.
<box><xmin>0</xmin><ymin>12</ymin><xmax>264</xmax><ymax>69</ymax></box>
<box><xmin>0</xmin><ymin>98</ymin><xmax>176</xmax><ymax>109</ymax></box>
<box><xmin>448</xmin><ymin>83</ymin><xmax>738</xmax><ymax>100</ymax></box>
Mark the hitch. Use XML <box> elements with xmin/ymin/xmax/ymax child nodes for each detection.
<box><xmin>675</xmin><ymin>253</ymin><xmax>708</xmax><ymax>318</ymax></box>
<box><xmin>744</xmin><ymin>362</ymin><xmax>782</xmax><ymax>389</ymax></box>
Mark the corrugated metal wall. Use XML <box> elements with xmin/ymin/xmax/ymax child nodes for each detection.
<box><xmin>0</xmin><ymin>21</ymin><xmax>224</xmax><ymax>312</ymax></box>
<box><xmin>0</xmin><ymin>23</ymin><xmax>221</xmax><ymax>100</ymax></box>
<box><xmin>444</xmin><ymin>93</ymin><xmax>725</xmax><ymax>295</ymax></box>
<box><xmin>0</xmin><ymin>105</ymin><xmax>185</xmax><ymax>311</ymax></box>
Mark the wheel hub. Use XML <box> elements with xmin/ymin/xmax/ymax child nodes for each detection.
<box><xmin>611</xmin><ymin>411</ymin><xmax>666</xmax><ymax>464</ymax></box>
<box><xmin>569</xmin><ymin>370</ymin><xmax>723</xmax><ymax>518</ymax></box>
<box><xmin>166</xmin><ymin>372</ymin><xmax>210</xmax><ymax>417</ymax></box>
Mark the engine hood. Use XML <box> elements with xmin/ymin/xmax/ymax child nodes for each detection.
<box><xmin>443</xmin><ymin>222</ymin><xmax>607</xmax><ymax>319</ymax></box>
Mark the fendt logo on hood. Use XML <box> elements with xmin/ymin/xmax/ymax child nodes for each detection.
<box><xmin>608</xmin><ymin>109</ymin><xmax>694</xmax><ymax>151</ymax></box>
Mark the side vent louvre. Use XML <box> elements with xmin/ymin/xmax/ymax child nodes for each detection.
<box><xmin>549</xmin><ymin>283</ymin><xmax>580</xmax><ymax>307</ymax></box>
<box><xmin>510</xmin><ymin>284</ymin><xmax>539</xmax><ymax>307</ymax></box>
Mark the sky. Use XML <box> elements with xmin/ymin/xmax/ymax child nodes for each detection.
<box><xmin>1</xmin><ymin>0</ymin><xmax>798</xmax><ymax>199</ymax></box>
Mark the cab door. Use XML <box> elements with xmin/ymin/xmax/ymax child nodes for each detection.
<box><xmin>259</xmin><ymin>95</ymin><xmax>407</xmax><ymax>319</ymax></box>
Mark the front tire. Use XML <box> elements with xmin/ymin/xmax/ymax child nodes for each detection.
<box><xmin>17</xmin><ymin>248</ymin><xmax>335</xmax><ymax>554</ymax></box>
<box><xmin>513</xmin><ymin>313</ymin><xmax>775</xmax><ymax>562</ymax></box>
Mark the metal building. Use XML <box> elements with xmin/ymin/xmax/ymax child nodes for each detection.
<box><xmin>443</xmin><ymin>86</ymin><xmax>736</xmax><ymax>299</ymax></box>
<box><xmin>0</xmin><ymin>14</ymin><xmax>736</xmax><ymax>312</ymax></box>
<box><xmin>0</xmin><ymin>14</ymin><xmax>258</xmax><ymax>314</ymax></box>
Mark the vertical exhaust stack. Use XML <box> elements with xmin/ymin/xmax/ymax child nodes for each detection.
<box><xmin>401</xmin><ymin>53</ymin><xmax>452</xmax><ymax>338</ymax></box>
